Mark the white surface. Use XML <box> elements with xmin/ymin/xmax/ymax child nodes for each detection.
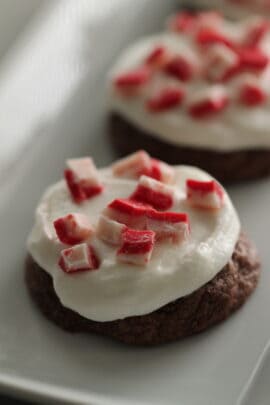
<box><xmin>0</xmin><ymin>1</ymin><xmax>269</xmax><ymax>404</ymax></box>
<box><xmin>27</xmin><ymin>167</ymin><xmax>239</xmax><ymax>321</ymax></box>
<box><xmin>0</xmin><ymin>0</ymin><xmax>45</xmax><ymax>60</ymax></box>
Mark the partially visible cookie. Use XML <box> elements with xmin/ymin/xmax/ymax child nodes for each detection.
<box><xmin>25</xmin><ymin>233</ymin><xmax>260</xmax><ymax>345</ymax></box>
<box><xmin>108</xmin><ymin>12</ymin><xmax>270</xmax><ymax>182</ymax></box>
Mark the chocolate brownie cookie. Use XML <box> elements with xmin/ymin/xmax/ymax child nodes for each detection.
<box><xmin>110</xmin><ymin>113</ymin><xmax>270</xmax><ymax>183</ymax></box>
<box><xmin>25</xmin><ymin>233</ymin><xmax>260</xmax><ymax>345</ymax></box>
<box><xmin>26</xmin><ymin>154</ymin><xmax>256</xmax><ymax>345</ymax></box>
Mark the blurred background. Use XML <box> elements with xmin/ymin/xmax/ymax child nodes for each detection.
<box><xmin>0</xmin><ymin>0</ymin><xmax>45</xmax><ymax>59</ymax></box>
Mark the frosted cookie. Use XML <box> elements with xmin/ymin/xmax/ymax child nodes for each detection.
<box><xmin>108</xmin><ymin>12</ymin><xmax>270</xmax><ymax>182</ymax></box>
<box><xmin>26</xmin><ymin>153</ymin><xmax>260</xmax><ymax>345</ymax></box>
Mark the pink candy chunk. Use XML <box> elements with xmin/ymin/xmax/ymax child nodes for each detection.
<box><xmin>186</xmin><ymin>179</ymin><xmax>224</xmax><ymax>210</ymax></box>
<box><xmin>112</xmin><ymin>150</ymin><xmax>152</xmax><ymax>179</ymax></box>
<box><xmin>58</xmin><ymin>243</ymin><xmax>99</xmax><ymax>273</ymax></box>
<box><xmin>205</xmin><ymin>44</ymin><xmax>239</xmax><ymax>82</ymax></box>
<box><xmin>96</xmin><ymin>215</ymin><xmax>127</xmax><ymax>246</ymax></box>
<box><xmin>105</xmin><ymin>198</ymin><xmax>150</xmax><ymax>229</ymax></box>
<box><xmin>117</xmin><ymin>229</ymin><xmax>155</xmax><ymax>266</ymax></box>
<box><xmin>54</xmin><ymin>213</ymin><xmax>94</xmax><ymax>245</ymax></box>
<box><xmin>64</xmin><ymin>157</ymin><xmax>103</xmax><ymax>204</ymax></box>
<box><xmin>147</xmin><ymin>210</ymin><xmax>190</xmax><ymax>243</ymax></box>
<box><xmin>112</xmin><ymin>151</ymin><xmax>175</xmax><ymax>184</ymax></box>
<box><xmin>130</xmin><ymin>175</ymin><xmax>175</xmax><ymax>211</ymax></box>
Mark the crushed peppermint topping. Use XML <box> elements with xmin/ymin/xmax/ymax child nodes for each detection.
<box><xmin>113</xmin><ymin>11</ymin><xmax>270</xmax><ymax>118</ymax></box>
<box><xmin>58</xmin><ymin>154</ymin><xmax>228</xmax><ymax>271</ymax></box>
<box><xmin>65</xmin><ymin>158</ymin><xmax>103</xmax><ymax>204</ymax></box>
<box><xmin>186</xmin><ymin>179</ymin><xmax>224</xmax><ymax>210</ymax></box>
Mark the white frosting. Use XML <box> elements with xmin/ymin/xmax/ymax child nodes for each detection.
<box><xmin>27</xmin><ymin>166</ymin><xmax>240</xmax><ymax>322</ymax></box>
<box><xmin>108</xmin><ymin>28</ymin><xmax>270</xmax><ymax>151</ymax></box>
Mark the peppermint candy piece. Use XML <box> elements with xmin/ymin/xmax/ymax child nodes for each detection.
<box><xmin>114</xmin><ymin>66</ymin><xmax>151</xmax><ymax>94</ymax></box>
<box><xmin>64</xmin><ymin>158</ymin><xmax>103</xmax><ymax>204</ymax></box>
<box><xmin>130</xmin><ymin>175</ymin><xmax>175</xmax><ymax>211</ymax></box>
<box><xmin>238</xmin><ymin>48</ymin><xmax>269</xmax><ymax>72</ymax></box>
<box><xmin>145</xmin><ymin>45</ymin><xmax>170</xmax><ymax>67</ymax></box>
<box><xmin>188</xmin><ymin>86</ymin><xmax>229</xmax><ymax>119</ymax></box>
<box><xmin>96</xmin><ymin>215</ymin><xmax>127</xmax><ymax>246</ymax></box>
<box><xmin>146</xmin><ymin>87</ymin><xmax>185</xmax><ymax>112</ymax></box>
<box><xmin>148</xmin><ymin>158</ymin><xmax>175</xmax><ymax>184</ymax></box>
<box><xmin>206</xmin><ymin>44</ymin><xmax>239</xmax><ymax>82</ymax></box>
<box><xmin>117</xmin><ymin>229</ymin><xmax>155</xmax><ymax>266</ymax></box>
<box><xmin>58</xmin><ymin>243</ymin><xmax>99</xmax><ymax>273</ymax></box>
<box><xmin>105</xmin><ymin>199</ymin><xmax>149</xmax><ymax>229</ymax></box>
<box><xmin>112</xmin><ymin>150</ymin><xmax>152</xmax><ymax>179</ymax></box>
<box><xmin>164</xmin><ymin>55</ymin><xmax>196</xmax><ymax>82</ymax></box>
<box><xmin>112</xmin><ymin>151</ymin><xmax>175</xmax><ymax>184</ymax></box>
<box><xmin>186</xmin><ymin>179</ymin><xmax>224</xmax><ymax>210</ymax></box>
<box><xmin>146</xmin><ymin>210</ymin><xmax>190</xmax><ymax>243</ymax></box>
<box><xmin>54</xmin><ymin>213</ymin><xmax>94</xmax><ymax>245</ymax></box>
<box><xmin>196</xmin><ymin>27</ymin><xmax>235</xmax><ymax>49</ymax></box>
<box><xmin>237</xmin><ymin>75</ymin><xmax>267</xmax><ymax>106</ymax></box>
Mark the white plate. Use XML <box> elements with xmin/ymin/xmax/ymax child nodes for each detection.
<box><xmin>0</xmin><ymin>1</ymin><xmax>270</xmax><ymax>404</ymax></box>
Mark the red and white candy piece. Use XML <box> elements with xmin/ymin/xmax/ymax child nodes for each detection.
<box><xmin>205</xmin><ymin>44</ymin><xmax>239</xmax><ymax>82</ymax></box>
<box><xmin>186</xmin><ymin>179</ymin><xmax>224</xmax><ymax>210</ymax></box>
<box><xmin>145</xmin><ymin>45</ymin><xmax>170</xmax><ymax>68</ymax></box>
<box><xmin>58</xmin><ymin>243</ymin><xmax>99</xmax><ymax>273</ymax></box>
<box><xmin>237</xmin><ymin>75</ymin><xmax>267</xmax><ymax>106</ymax></box>
<box><xmin>188</xmin><ymin>86</ymin><xmax>229</xmax><ymax>119</ymax></box>
<box><xmin>112</xmin><ymin>150</ymin><xmax>151</xmax><ymax>179</ymax></box>
<box><xmin>148</xmin><ymin>158</ymin><xmax>175</xmax><ymax>184</ymax></box>
<box><xmin>54</xmin><ymin>213</ymin><xmax>94</xmax><ymax>245</ymax></box>
<box><xmin>146</xmin><ymin>210</ymin><xmax>190</xmax><ymax>243</ymax></box>
<box><xmin>130</xmin><ymin>175</ymin><xmax>175</xmax><ymax>211</ymax></box>
<box><xmin>96</xmin><ymin>215</ymin><xmax>127</xmax><ymax>246</ymax></box>
<box><xmin>237</xmin><ymin>48</ymin><xmax>269</xmax><ymax>72</ymax></box>
<box><xmin>168</xmin><ymin>12</ymin><xmax>197</xmax><ymax>33</ymax></box>
<box><xmin>196</xmin><ymin>27</ymin><xmax>235</xmax><ymax>50</ymax></box>
<box><xmin>117</xmin><ymin>229</ymin><xmax>155</xmax><ymax>266</ymax></box>
<box><xmin>105</xmin><ymin>198</ymin><xmax>149</xmax><ymax>229</ymax></box>
<box><xmin>164</xmin><ymin>55</ymin><xmax>196</xmax><ymax>82</ymax></box>
<box><xmin>64</xmin><ymin>158</ymin><xmax>103</xmax><ymax>204</ymax></box>
<box><xmin>146</xmin><ymin>87</ymin><xmax>185</xmax><ymax>112</ymax></box>
<box><xmin>114</xmin><ymin>66</ymin><xmax>151</xmax><ymax>95</ymax></box>
<box><xmin>243</xmin><ymin>17</ymin><xmax>269</xmax><ymax>47</ymax></box>
<box><xmin>112</xmin><ymin>151</ymin><xmax>175</xmax><ymax>184</ymax></box>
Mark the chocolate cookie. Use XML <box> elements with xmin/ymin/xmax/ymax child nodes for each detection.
<box><xmin>25</xmin><ymin>233</ymin><xmax>260</xmax><ymax>345</ymax></box>
<box><xmin>110</xmin><ymin>113</ymin><xmax>270</xmax><ymax>184</ymax></box>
